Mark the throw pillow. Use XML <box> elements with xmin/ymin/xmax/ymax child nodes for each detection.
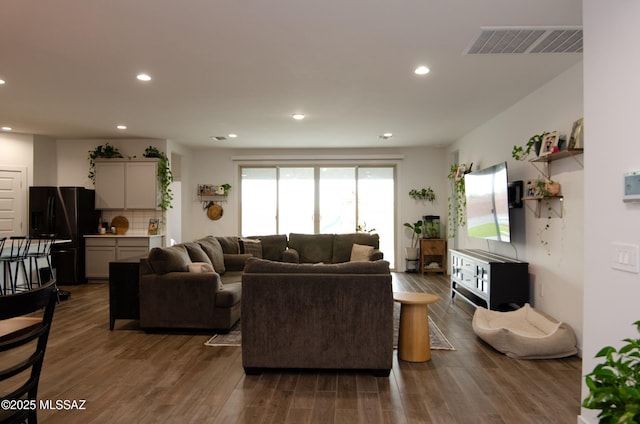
<box><xmin>239</xmin><ymin>238</ymin><xmax>263</xmax><ymax>258</ymax></box>
<box><xmin>147</xmin><ymin>245</ymin><xmax>191</xmax><ymax>274</ymax></box>
<box><xmin>350</xmin><ymin>243</ymin><xmax>374</xmax><ymax>262</ymax></box>
<box><xmin>187</xmin><ymin>262</ymin><xmax>216</xmax><ymax>273</ymax></box>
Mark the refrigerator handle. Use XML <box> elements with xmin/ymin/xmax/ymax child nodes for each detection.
<box><xmin>48</xmin><ymin>196</ymin><xmax>55</xmax><ymax>233</ymax></box>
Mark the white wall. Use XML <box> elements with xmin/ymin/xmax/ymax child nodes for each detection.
<box><xmin>580</xmin><ymin>2</ymin><xmax>640</xmax><ymax>423</ymax></box>
<box><xmin>33</xmin><ymin>135</ymin><xmax>57</xmax><ymax>186</ymax></box>
<box><xmin>448</xmin><ymin>62</ymin><xmax>585</xmax><ymax>350</ymax></box>
<box><xmin>1</xmin><ymin>133</ymin><xmax>34</xmax><ymax>185</ymax></box>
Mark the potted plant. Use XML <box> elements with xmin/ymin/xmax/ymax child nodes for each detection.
<box><xmin>409</xmin><ymin>187</ymin><xmax>436</xmax><ymax>203</ymax></box>
<box><xmin>512</xmin><ymin>131</ymin><xmax>550</xmax><ymax>161</ymax></box>
<box><xmin>143</xmin><ymin>146</ymin><xmax>174</xmax><ymax>211</ymax></box>
<box><xmin>583</xmin><ymin>320</ymin><xmax>640</xmax><ymax>423</ymax></box>
<box><xmin>403</xmin><ymin>220</ymin><xmax>422</xmax><ymax>260</ymax></box>
<box><xmin>88</xmin><ymin>143</ymin><xmax>123</xmax><ymax>183</ymax></box>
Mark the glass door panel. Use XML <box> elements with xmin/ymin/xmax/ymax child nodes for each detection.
<box><xmin>319</xmin><ymin>167</ymin><xmax>356</xmax><ymax>234</ymax></box>
<box><xmin>241</xmin><ymin>168</ymin><xmax>277</xmax><ymax>236</ymax></box>
<box><xmin>278</xmin><ymin>167</ymin><xmax>314</xmax><ymax>235</ymax></box>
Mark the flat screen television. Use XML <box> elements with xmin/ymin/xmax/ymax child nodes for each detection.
<box><xmin>464</xmin><ymin>161</ymin><xmax>511</xmax><ymax>242</ymax></box>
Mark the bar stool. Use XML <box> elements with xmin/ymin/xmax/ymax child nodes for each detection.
<box><xmin>26</xmin><ymin>235</ymin><xmax>56</xmax><ymax>288</ymax></box>
<box><xmin>1</xmin><ymin>237</ymin><xmax>32</xmax><ymax>293</ymax></box>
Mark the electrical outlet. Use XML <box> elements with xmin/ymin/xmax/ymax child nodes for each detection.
<box><xmin>611</xmin><ymin>243</ymin><xmax>640</xmax><ymax>273</ymax></box>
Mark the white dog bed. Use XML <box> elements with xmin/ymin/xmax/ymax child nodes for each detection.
<box><xmin>472</xmin><ymin>304</ymin><xmax>577</xmax><ymax>359</ymax></box>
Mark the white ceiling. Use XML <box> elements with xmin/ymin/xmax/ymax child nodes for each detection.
<box><xmin>0</xmin><ymin>0</ymin><xmax>582</xmax><ymax>149</ymax></box>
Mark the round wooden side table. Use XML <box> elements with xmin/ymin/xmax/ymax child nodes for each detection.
<box><xmin>393</xmin><ymin>292</ymin><xmax>440</xmax><ymax>362</ymax></box>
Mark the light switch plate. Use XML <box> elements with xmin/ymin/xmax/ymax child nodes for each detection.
<box><xmin>611</xmin><ymin>242</ymin><xmax>640</xmax><ymax>273</ymax></box>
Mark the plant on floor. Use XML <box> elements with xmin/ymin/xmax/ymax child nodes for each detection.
<box><xmin>512</xmin><ymin>131</ymin><xmax>550</xmax><ymax>161</ymax></box>
<box><xmin>447</xmin><ymin>163</ymin><xmax>469</xmax><ymax>238</ymax></box>
<box><xmin>403</xmin><ymin>220</ymin><xmax>422</xmax><ymax>248</ymax></box>
<box><xmin>143</xmin><ymin>146</ymin><xmax>174</xmax><ymax>211</ymax></box>
<box><xmin>583</xmin><ymin>320</ymin><xmax>640</xmax><ymax>424</ymax></box>
<box><xmin>88</xmin><ymin>143</ymin><xmax>123</xmax><ymax>183</ymax></box>
<box><xmin>409</xmin><ymin>187</ymin><xmax>436</xmax><ymax>203</ymax></box>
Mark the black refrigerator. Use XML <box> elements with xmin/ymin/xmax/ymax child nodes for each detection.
<box><xmin>29</xmin><ymin>186</ymin><xmax>101</xmax><ymax>285</ymax></box>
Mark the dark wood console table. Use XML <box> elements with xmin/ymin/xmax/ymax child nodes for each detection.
<box><xmin>109</xmin><ymin>256</ymin><xmax>145</xmax><ymax>330</ymax></box>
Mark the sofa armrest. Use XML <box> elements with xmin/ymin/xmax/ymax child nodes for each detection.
<box><xmin>282</xmin><ymin>248</ymin><xmax>299</xmax><ymax>263</ymax></box>
<box><xmin>224</xmin><ymin>253</ymin><xmax>253</xmax><ymax>272</ymax></box>
<box><xmin>370</xmin><ymin>249</ymin><xmax>384</xmax><ymax>261</ymax></box>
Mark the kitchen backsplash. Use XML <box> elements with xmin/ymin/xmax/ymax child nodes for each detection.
<box><xmin>98</xmin><ymin>210</ymin><xmax>164</xmax><ymax>235</ymax></box>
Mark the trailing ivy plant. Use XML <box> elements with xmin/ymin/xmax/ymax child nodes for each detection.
<box><xmin>143</xmin><ymin>146</ymin><xmax>174</xmax><ymax>211</ymax></box>
<box><xmin>583</xmin><ymin>320</ymin><xmax>640</xmax><ymax>424</ymax></box>
<box><xmin>447</xmin><ymin>163</ymin><xmax>468</xmax><ymax>238</ymax></box>
<box><xmin>512</xmin><ymin>131</ymin><xmax>550</xmax><ymax>161</ymax></box>
<box><xmin>409</xmin><ymin>187</ymin><xmax>436</xmax><ymax>203</ymax></box>
<box><xmin>88</xmin><ymin>143</ymin><xmax>123</xmax><ymax>184</ymax></box>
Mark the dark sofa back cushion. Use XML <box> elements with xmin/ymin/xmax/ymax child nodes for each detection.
<box><xmin>147</xmin><ymin>244</ymin><xmax>192</xmax><ymax>275</ymax></box>
<box><xmin>247</xmin><ymin>235</ymin><xmax>288</xmax><ymax>261</ymax></box>
<box><xmin>195</xmin><ymin>236</ymin><xmax>226</xmax><ymax>274</ymax></box>
<box><xmin>183</xmin><ymin>242</ymin><xmax>213</xmax><ymax>266</ymax></box>
<box><xmin>288</xmin><ymin>233</ymin><xmax>334</xmax><ymax>263</ymax></box>
<box><xmin>332</xmin><ymin>233</ymin><xmax>380</xmax><ymax>263</ymax></box>
<box><xmin>243</xmin><ymin>257</ymin><xmax>390</xmax><ymax>275</ymax></box>
<box><xmin>216</xmin><ymin>236</ymin><xmax>240</xmax><ymax>254</ymax></box>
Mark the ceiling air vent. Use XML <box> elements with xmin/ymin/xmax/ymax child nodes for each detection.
<box><xmin>465</xmin><ymin>26</ymin><xmax>582</xmax><ymax>54</ymax></box>
<box><xmin>211</xmin><ymin>136</ymin><xmax>227</xmax><ymax>141</ymax></box>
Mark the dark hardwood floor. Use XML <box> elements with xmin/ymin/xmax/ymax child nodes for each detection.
<box><xmin>34</xmin><ymin>272</ymin><xmax>582</xmax><ymax>423</ymax></box>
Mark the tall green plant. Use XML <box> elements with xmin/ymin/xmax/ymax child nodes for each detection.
<box><xmin>583</xmin><ymin>320</ymin><xmax>640</xmax><ymax>423</ymax></box>
<box><xmin>403</xmin><ymin>220</ymin><xmax>422</xmax><ymax>249</ymax></box>
<box><xmin>143</xmin><ymin>146</ymin><xmax>174</xmax><ymax>211</ymax></box>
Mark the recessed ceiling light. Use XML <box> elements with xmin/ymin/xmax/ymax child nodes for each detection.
<box><xmin>379</xmin><ymin>133</ymin><xmax>393</xmax><ymax>140</ymax></box>
<box><xmin>116</xmin><ymin>125</ymin><xmax>127</xmax><ymax>130</ymax></box>
<box><xmin>0</xmin><ymin>79</ymin><xmax>5</xmax><ymax>85</ymax></box>
<box><xmin>136</xmin><ymin>73</ymin><xmax>152</xmax><ymax>82</ymax></box>
<box><xmin>228</xmin><ymin>133</ymin><xmax>238</xmax><ymax>138</ymax></box>
<box><xmin>414</xmin><ymin>66</ymin><xmax>430</xmax><ymax>75</ymax></box>
<box><xmin>1</xmin><ymin>126</ymin><xmax>12</xmax><ymax>131</ymax></box>
<box><xmin>291</xmin><ymin>113</ymin><xmax>305</xmax><ymax>120</ymax></box>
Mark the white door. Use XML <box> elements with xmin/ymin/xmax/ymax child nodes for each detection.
<box><xmin>0</xmin><ymin>167</ymin><xmax>26</xmax><ymax>237</ymax></box>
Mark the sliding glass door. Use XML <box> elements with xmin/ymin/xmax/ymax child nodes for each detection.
<box><xmin>241</xmin><ymin>165</ymin><xmax>395</xmax><ymax>267</ymax></box>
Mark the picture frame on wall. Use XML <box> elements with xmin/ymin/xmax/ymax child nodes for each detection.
<box><xmin>539</xmin><ymin>131</ymin><xmax>559</xmax><ymax>156</ymax></box>
<box><xmin>568</xmin><ymin>118</ymin><xmax>584</xmax><ymax>149</ymax></box>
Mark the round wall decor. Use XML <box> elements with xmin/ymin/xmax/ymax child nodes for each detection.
<box><xmin>206</xmin><ymin>203</ymin><xmax>223</xmax><ymax>220</ymax></box>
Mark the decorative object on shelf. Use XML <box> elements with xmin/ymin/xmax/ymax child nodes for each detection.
<box><xmin>143</xmin><ymin>146</ymin><xmax>174</xmax><ymax>212</ymax></box>
<box><xmin>447</xmin><ymin>163</ymin><xmax>470</xmax><ymax>238</ymax></box>
<box><xmin>403</xmin><ymin>220</ymin><xmax>422</xmax><ymax>260</ymax></box>
<box><xmin>568</xmin><ymin>118</ymin><xmax>584</xmax><ymax>149</ymax></box>
<box><xmin>110</xmin><ymin>216</ymin><xmax>129</xmax><ymax>235</ymax></box>
<box><xmin>408</xmin><ymin>187</ymin><xmax>436</xmax><ymax>203</ymax></box>
<box><xmin>539</xmin><ymin>131</ymin><xmax>560</xmax><ymax>157</ymax></box>
<box><xmin>206</xmin><ymin>203</ymin><xmax>223</xmax><ymax>220</ymax></box>
<box><xmin>147</xmin><ymin>218</ymin><xmax>159</xmax><ymax>235</ymax></box>
<box><xmin>88</xmin><ymin>143</ymin><xmax>124</xmax><ymax>184</ymax></box>
<box><xmin>512</xmin><ymin>131</ymin><xmax>550</xmax><ymax>161</ymax></box>
<box><xmin>583</xmin><ymin>320</ymin><xmax>640</xmax><ymax>424</ymax></box>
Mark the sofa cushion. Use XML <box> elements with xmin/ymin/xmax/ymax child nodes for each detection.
<box><xmin>216</xmin><ymin>282</ymin><xmax>242</xmax><ymax>308</ymax></box>
<box><xmin>217</xmin><ymin>236</ymin><xmax>240</xmax><ymax>254</ymax></box>
<box><xmin>147</xmin><ymin>244</ymin><xmax>192</xmax><ymax>275</ymax></box>
<box><xmin>332</xmin><ymin>233</ymin><xmax>380</xmax><ymax>263</ymax></box>
<box><xmin>239</xmin><ymin>238</ymin><xmax>262</xmax><ymax>258</ymax></box>
<box><xmin>196</xmin><ymin>236</ymin><xmax>226</xmax><ymax>274</ymax></box>
<box><xmin>243</xmin><ymin>257</ymin><xmax>390</xmax><ymax>275</ymax></box>
<box><xmin>288</xmin><ymin>233</ymin><xmax>334</xmax><ymax>263</ymax></box>
<box><xmin>350</xmin><ymin>244</ymin><xmax>374</xmax><ymax>262</ymax></box>
<box><xmin>247</xmin><ymin>235</ymin><xmax>288</xmax><ymax>261</ymax></box>
<box><xmin>183</xmin><ymin>242</ymin><xmax>214</xmax><ymax>266</ymax></box>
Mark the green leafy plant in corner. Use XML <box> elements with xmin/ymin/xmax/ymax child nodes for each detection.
<box><xmin>88</xmin><ymin>143</ymin><xmax>123</xmax><ymax>183</ymax></box>
<box><xmin>409</xmin><ymin>187</ymin><xmax>436</xmax><ymax>203</ymax></box>
<box><xmin>447</xmin><ymin>163</ymin><xmax>468</xmax><ymax>238</ymax></box>
<box><xmin>403</xmin><ymin>220</ymin><xmax>422</xmax><ymax>249</ymax></box>
<box><xmin>143</xmin><ymin>146</ymin><xmax>174</xmax><ymax>211</ymax></box>
<box><xmin>512</xmin><ymin>131</ymin><xmax>550</xmax><ymax>161</ymax></box>
<box><xmin>583</xmin><ymin>320</ymin><xmax>640</xmax><ymax>424</ymax></box>
<box><xmin>220</xmin><ymin>183</ymin><xmax>231</xmax><ymax>195</ymax></box>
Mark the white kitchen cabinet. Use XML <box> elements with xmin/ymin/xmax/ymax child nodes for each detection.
<box><xmin>94</xmin><ymin>159</ymin><xmax>159</xmax><ymax>210</ymax></box>
<box><xmin>85</xmin><ymin>236</ymin><xmax>163</xmax><ymax>280</ymax></box>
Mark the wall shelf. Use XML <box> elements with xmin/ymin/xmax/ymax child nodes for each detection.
<box><xmin>529</xmin><ymin>148</ymin><xmax>583</xmax><ymax>179</ymax></box>
<box><xmin>523</xmin><ymin>196</ymin><xmax>564</xmax><ymax>218</ymax></box>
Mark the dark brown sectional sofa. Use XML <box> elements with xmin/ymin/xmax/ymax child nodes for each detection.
<box><xmin>138</xmin><ymin>233</ymin><xmax>383</xmax><ymax>331</ymax></box>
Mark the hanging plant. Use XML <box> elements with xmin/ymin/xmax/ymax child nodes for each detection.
<box><xmin>447</xmin><ymin>163</ymin><xmax>470</xmax><ymax>238</ymax></box>
<box><xmin>512</xmin><ymin>131</ymin><xmax>550</xmax><ymax>161</ymax></box>
<box><xmin>409</xmin><ymin>187</ymin><xmax>436</xmax><ymax>203</ymax></box>
<box><xmin>88</xmin><ymin>143</ymin><xmax>123</xmax><ymax>183</ymax></box>
<box><xmin>143</xmin><ymin>146</ymin><xmax>174</xmax><ymax>211</ymax></box>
